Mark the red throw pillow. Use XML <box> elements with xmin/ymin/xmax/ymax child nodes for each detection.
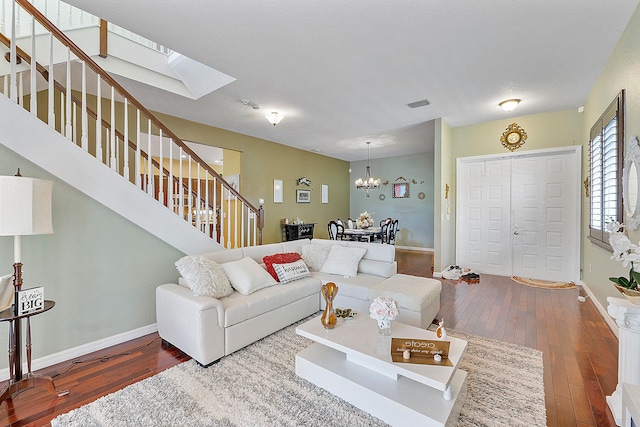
<box><xmin>263</xmin><ymin>252</ymin><xmax>302</xmax><ymax>281</ymax></box>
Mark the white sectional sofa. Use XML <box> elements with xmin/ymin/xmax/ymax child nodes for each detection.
<box><xmin>156</xmin><ymin>238</ymin><xmax>441</xmax><ymax>366</ymax></box>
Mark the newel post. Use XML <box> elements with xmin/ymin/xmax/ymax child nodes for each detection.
<box><xmin>258</xmin><ymin>206</ymin><xmax>264</xmax><ymax>245</ymax></box>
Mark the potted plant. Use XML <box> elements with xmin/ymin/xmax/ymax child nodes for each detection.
<box><xmin>607</xmin><ymin>221</ymin><xmax>640</xmax><ymax>304</ymax></box>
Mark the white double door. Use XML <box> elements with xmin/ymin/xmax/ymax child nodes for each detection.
<box><xmin>456</xmin><ymin>146</ymin><xmax>581</xmax><ymax>283</ymax></box>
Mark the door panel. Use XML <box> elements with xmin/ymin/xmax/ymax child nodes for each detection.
<box><xmin>456</xmin><ymin>158</ymin><xmax>512</xmax><ymax>276</ymax></box>
<box><xmin>511</xmin><ymin>153</ymin><xmax>579</xmax><ymax>282</ymax></box>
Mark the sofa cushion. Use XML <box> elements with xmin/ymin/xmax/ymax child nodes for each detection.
<box><xmin>175</xmin><ymin>255</ymin><xmax>233</xmax><ymax>298</ymax></box>
<box><xmin>369</xmin><ymin>274</ymin><xmax>442</xmax><ymax>312</ymax></box>
<box><xmin>221</xmin><ymin>276</ymin><xmax>321</xmax><ymax>327</ymax></box>
<box><xmin>273</xmin><ymin>259</ymin><xmax>311</xmax><ymax>283</ymax></box>
<box><xmin>320</xmin><ymin>245</ymin><xmax>366</xmax><ymax>277</ymax></box>
<box><xmin>301</xmin><ymin>244</ymin><xmax>332</xmax><ymax>271</ymax></box>
<box><xmin>222</xmin><ymin>257</ymin><xmax>277</xmax><ymax>295</ymax></box>
<box><xmin>263</xmin><ymin>252</ymin><xmax>302</xmax><ymax>280</ymax></box>
<box><xmin>312</xmin><ymin>272</ymin><xmax>387</xmax><ymax>301</ymax></box>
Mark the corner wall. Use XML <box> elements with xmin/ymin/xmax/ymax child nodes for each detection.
<box><xmin>581</xmin><ymin>2</ymin><xmax>640</xmax><ymax>311</ymax></box>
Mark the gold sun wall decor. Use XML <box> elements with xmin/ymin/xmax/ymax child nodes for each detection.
<box><xmin>500</xmin><ymin>123</ymin><xmax>528</xmax><ymax>151</ymax></box>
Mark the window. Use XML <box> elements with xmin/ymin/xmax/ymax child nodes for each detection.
<box><xmin>589</xmin><ymin>90</ymin><xmax>625</xmax><ymax>247</ymax></box>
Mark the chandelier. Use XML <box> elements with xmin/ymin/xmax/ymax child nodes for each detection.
<box><xmin>354</xmin><ymin>141</ymin><xmax>380</xmax><ymax>197</ymax></box>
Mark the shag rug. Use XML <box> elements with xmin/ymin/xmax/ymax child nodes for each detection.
<box><xmin>512</xmin><ymin>276</ymin><xmax>576</xmax><ymax>289</ymax></box>
<box><xmin>52</xmin><ymin>320</ymin><xmax>546</xmax><ymax>427</ymax></box>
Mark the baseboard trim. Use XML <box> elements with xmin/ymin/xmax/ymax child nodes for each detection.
<box><xmin>0</xmin><ymin>323</ymin><xmax>158</xmax><ymax>382</ymax></box>
<box><xmin>395</xmin><ymin>246</ymin><xmax>434</xmax><ymax>253</ymax></box>
<box><xmin>579</xmin><ymin>281</ymin><xmax>618</xmax><ymax>338</ymax></box>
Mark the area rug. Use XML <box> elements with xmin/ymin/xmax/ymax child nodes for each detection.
<box><xmin>512</xmin><ymin>275</ymin><xmax>575</xmax><ymax>289</ymax></box>
<box><xmin>52</xmin><ymin>320</ymin><xmax>546</xmax><ymax>427</ymax></box>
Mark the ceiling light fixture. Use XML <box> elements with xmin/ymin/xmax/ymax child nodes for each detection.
<box><xmin>265</xmin><ymin>111</ymin><xmax>284</xmax><ymax>126</ymax></box>
<box><xmin>354</xmin><ymin>141</ymin><xmax>380</xmax><ymax>197</ymax></box>
<box><xmin>499</xmin><ymin>99</ymin><xmax>521</xmax><ymax>112</ymax></box>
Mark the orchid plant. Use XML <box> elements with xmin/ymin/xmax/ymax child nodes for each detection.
<box><xmin>607</xmin><ymin>221</ymin><xmax>640</xmax><ymax>290</ymax></box>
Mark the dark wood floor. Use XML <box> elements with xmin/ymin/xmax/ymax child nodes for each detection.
<box><xmin>0</xmin><ymin>250</ymin><xmax>618</xmax><ymax>426</ymax></box>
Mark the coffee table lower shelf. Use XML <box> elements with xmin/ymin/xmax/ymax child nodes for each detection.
<box><xmin>296</xmin><ymin>342</ymin><xmax>467</xmax><ymax>427</ymax></box>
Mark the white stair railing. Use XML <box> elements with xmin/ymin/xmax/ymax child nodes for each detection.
<box><xmin>0</xmin><ymin>0</ymin><xmax>263</xmax><ymax>248</ymax></box>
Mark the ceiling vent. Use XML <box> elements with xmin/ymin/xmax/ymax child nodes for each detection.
<box><xmin>407</xmin><ymin>98</ymin><xmax>431</xmax><ymax>109</ymax></box>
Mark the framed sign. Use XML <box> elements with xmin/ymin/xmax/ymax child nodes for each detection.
<box><xmin>296</xmin><ymin>189</ymin><xmax>311</xmax><ymax>203</ymax></box>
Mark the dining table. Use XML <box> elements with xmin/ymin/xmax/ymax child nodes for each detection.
<box><xmin>342</xmin><ymin>226</ymin><xmax>383</xmax><ymax>242</ymax></box>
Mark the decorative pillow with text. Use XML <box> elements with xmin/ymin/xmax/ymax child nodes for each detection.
<box><xmin>263</xmin><ymin>252</ymin><xmax>302</xmax><ymax>281</ymax></box>
<box><xmin>272</xmin><ymin>259</ymin><xmax>311</xmax><ymax>284</ymax></box>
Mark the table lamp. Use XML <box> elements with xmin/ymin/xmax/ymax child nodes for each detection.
<box><xmin>0</xmin><ymin>169</ymin><xmax>53</xmax><ymax>309</ymax></box>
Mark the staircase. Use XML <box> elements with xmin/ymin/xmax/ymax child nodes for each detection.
<box><xmin>0</xmin><ymin>0</ymin><xmax>263</xmax><ymax>253</ymax></box>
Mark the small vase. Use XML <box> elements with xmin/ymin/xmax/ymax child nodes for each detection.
<box><xmin>436</xmin><ymin>318</ymin><xmax>447</xmax><ymax>340</ymax></box>
<box><xmin>377</xmin><ymin>319</ymin><xmax>392</xmax><ymax>336</ymax></box>
<box><xmin>321</xmin><ymin>282</ymin><xmax>338</xmax><ymax>329</ymax></box>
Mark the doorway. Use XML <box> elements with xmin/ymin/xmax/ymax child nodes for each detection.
<box><xmin>456</xmin><ymin>146</ymin><xmax>581</xmax><ymax>283</ymax></box>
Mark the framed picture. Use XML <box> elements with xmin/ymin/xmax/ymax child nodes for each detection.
<box><xmin>392</xmin><ymin>183</ymin><xmax>410</xmax><ymax>198</ymax></box>
<box><xmin>296</xmin><ymin>189</ymin><xmax>311</xmax><ymax>203</ymax></box>
<box><xmin>321</xmin><ymin>184</ymin><xmax>328</xmax><ymax>204</ymax></box>
<box><xmin>224</xmin><ymin>174</ymin><xmax>240</xmax><ymax>200</ymax></box>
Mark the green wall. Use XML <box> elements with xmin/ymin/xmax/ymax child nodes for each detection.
<box><xmin>350</xmin><ymin>151</ymin><xmax>434</xmax><ymax>249</ymax></box>
<box><xmin>434</xmin><ymin>118</ymin><xmax>455</xmax><ymax>271</ymax></box>
<box><xmin>581</xmin><ymin>2</ymin><xmax>640</xmax><ymax>310</ymax></box>
<box><xmin>452</xmin><ymin>109</ymin><xmax>583</xmax><ymax>159</ymax></box>
<box><xmin>154</xmin><ymin>112</ymin><xmax>351</xmax><ymax>242</ymax></box>
<box><xmin>0</xmin><ymin>144</ymin><xmax>183</xmax><ymax>366</ymax></box>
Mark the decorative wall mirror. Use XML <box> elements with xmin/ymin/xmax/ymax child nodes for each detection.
<box><xmin>624</xmin><ymin>136</ymin><xmax>640</xmax><ymax>230</ymax></box>
<box><xmin>392</xmin><ymin>183</ymin><xmax>410</xmax><ymax>198</ymax></box>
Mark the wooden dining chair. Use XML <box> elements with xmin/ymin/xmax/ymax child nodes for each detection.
<box><xmin>327</xmin><ymin>221</ymin><xmax>345</xmax><ymax>240</ymax></box>
<box><xmin>386</xmin><ymin>219</ymin><xmax>399</xmax><ymax>245</ymax></box>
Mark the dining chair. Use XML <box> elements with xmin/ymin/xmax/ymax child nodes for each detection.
<box><xmin>380</xmin><ymin>221</ymin><xmax>390</xmax><ymax>244</ymax></box>
<box><xmin>347</xmin><ymin>218</ymin><xmax>355</xmax><ymax>230</ymax></box>
<box><xmin>327</xmin><ymin>221</ymin><xmax>345</xmax><ymax>240</ymax></box>
<box><xmin>387</xmin><ymin>219</ymin><xmax>399</xmax><ymax>245</ymax></box>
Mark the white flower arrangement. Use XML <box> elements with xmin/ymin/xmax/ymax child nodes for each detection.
<box><xmin>369</xmin><ymin>296</ymin><xmax>399</xmax><ymax>322</ymax></box>
<box><xmin>607</xmin><ymin>221</ymin><xmax>640</xmax><ymax>291</ymax></box>
<box><xmin>356</xmin><ymin>211</ymin><xmax>374</xmax><ymax>229</ymax></box>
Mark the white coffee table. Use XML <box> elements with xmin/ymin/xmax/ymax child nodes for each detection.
<box><xmin>295</xmin><ymin>314</ymin><xmax>468</xmax><ymax>427</ymax></box>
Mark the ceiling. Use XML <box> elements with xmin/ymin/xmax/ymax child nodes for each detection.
<box><xmin>64</xmin><ymin>0</ymin><xmax>640</xmax><ymax>162</ymax></box>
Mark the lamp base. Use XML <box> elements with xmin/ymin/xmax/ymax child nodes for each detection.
<box><xmin>12</xmin><ymin>262</ymin><xmax>22</xmax><ymax>317</ymax></box>
<box><xmin>0</xmin><ymin>374</ymin><xmax>68</xmax><ymax>403</ymax></box>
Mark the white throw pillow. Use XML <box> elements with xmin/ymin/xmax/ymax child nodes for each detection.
<box><xmin>175</xmin><ymin>256</ymin><xmax>233</xmax><ymax>298</ymax></box>
<box><xmin>320</xmin><ymin>245</ymin><xmax>367</xmax><ymax>277</ymax></box>
<box><xmin>273</xmin><ymin>260</ymin><xmax>311</xmax><ymax>284</ymax></box>
<box><xmin>301</xmin><ymin>244</ymin><xmax>332</xmax><ymax>271</ymax></box>
<box><xmin>222</xmin><ymin>257</ymin><xmax>277</xmax><ymax>295</ymax></box>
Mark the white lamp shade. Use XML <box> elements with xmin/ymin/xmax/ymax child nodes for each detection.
<box><xmin>0</xmin><ymin>176</ymin><xmax>53</xmax><ymax>236</ymax></box>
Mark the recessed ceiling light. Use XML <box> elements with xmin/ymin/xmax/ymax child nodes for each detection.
<box><xmin>407</xmin><ymin>98</ymin><xmax>431</xmax><ymax>109</ymax></box>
